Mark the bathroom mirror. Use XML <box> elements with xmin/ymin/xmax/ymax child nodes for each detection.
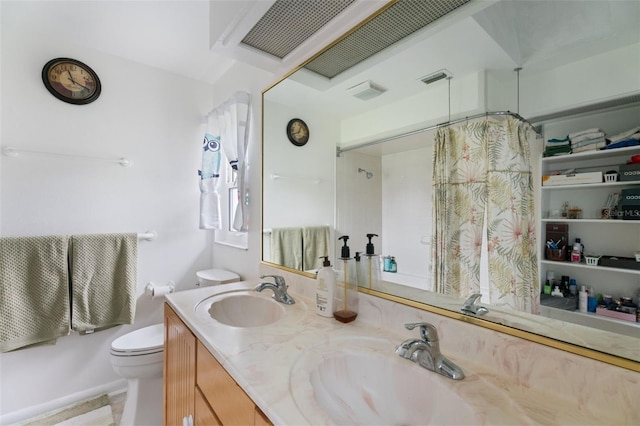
<box><xmin>262</xmin><ymin>0</ymin><xmax>640</xmax><ymax>366</ymax></box>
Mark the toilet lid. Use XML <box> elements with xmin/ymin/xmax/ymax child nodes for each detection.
<box><xmin>111</xmin><ymin>324</ymin><xmax>164</xmax><ymax>353</ymax></box>
<box><xmin>196</xmin><ymin>269</ymin><xmax>240</xmax><ymax>283</ymax></box>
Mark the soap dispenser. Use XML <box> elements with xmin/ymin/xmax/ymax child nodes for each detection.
<box><xmin>334</xmin><ymin>236</ymin><xmax>358</xmax><ymax>323</ymax></box>
<box><xmin>315</xmin><ymin>256</ymin><xmax>336</xmax><ymax>318</ymax></box>
<box><xmin>363</xmin><ymin>233</ymin><xmax>381</xmax><ymax>289</ymax></box>
<box><xmin>354</xmin><ymin>252</ymin><xmax>367</xmax><ymax>288</ymax></box>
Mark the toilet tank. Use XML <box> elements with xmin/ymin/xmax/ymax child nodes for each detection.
<box><xmin>196</xmin><ymin>269</ymin><xmax>240</xmax><ymax>286</ymax></box>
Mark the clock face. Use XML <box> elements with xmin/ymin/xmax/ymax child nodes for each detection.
<box><xmin>287</xmin><ymin>118</ymin><xmax>309</xmax><ymax>146</ymax></box>
<box><xmin>42</xmin><ymin>58</ymin><xmax>101</xmax><ymax>105</ymax></box>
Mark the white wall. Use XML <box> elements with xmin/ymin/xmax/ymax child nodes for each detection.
<box><xmin>0</xmin><ymin>15</ymin><xmax>214</xmax><ymax>420</ymax></box>
<box><xmin>335</xmin><ymin>151</ymin><xmax>382</xmax><ymax>257</ymax></box>
<box><xmin>263</xmin><ymin>100</ymin><xmax>337</xmax><ymax>229</ymax></box>
<box><xmin>381</xmin><ymin>146</ymin><xmax>432</xmax><ymax>279</ymax></box>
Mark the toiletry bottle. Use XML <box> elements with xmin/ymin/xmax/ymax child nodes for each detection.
<box><xmin>578</xmin><ymin>285</ymin><xmax>588</xmax><ymax>313</ymax></box>
<box><xmin>335</xmin><ymin>236</ymin><xmax>358</xmax><ymax>323</ymax></box>
<box><xmin>354</xmin><ymin>252</ymin><xmax>367</xmax><ymax>288</ymax></box>
<box><xmin>383</xmin><ymin>256</ymin><xmax>391</xmax><ymax>272</ymax></box>
<box><xmin>389</xmin><ymin>256</ymin><xmax>397</xmax><ymax>273</ymax></box>
<box><xmin>363</xmin><ymin>233</ymin><xmax>381</xmax><ymax>289</ymax></box>
<box><xmin>571</xmin><ymin>243</ymin><xmax>581</xmax><ymax>263</ymax></box>
<box><xmin>575</xmin><ymin>238</ymin><xmax>584</xmax><ymax>260</ymax></box>
<box><xmin>315</xmin><ymin>256</ymin><xmax>336</xmax><ymax>317</ymax></box>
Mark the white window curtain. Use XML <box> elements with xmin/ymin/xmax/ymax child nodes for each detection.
<box><xmin>199</xmin><ymin>91</ymin><xmax>251</xmax><ymax>231</ymax></box>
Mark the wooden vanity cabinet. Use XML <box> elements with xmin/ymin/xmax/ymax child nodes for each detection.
<box><xmin>164</xmin><ymin>303</ymin><xmax>196</xmax><ymax>426</ymax></box>
<box><xmin>164</xmin><ymin>304</ymin><xmax>273</xmax><ymax>426</ymax></box>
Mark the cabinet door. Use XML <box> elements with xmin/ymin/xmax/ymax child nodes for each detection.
<box><xmin>196</xmin><ymin>341</ymin><xmax>255</xmax><ymax>425</ymax></box>
<box><xmin>195</xmin><ymin>386</ymin><xmax>222</xmax><ymax>426</ymax></box>
<box><xmin>254</xmin><ymin>407</ymin><xmax>273</xmax><ymax>426</ymax></box>
<box><xmin>164</xmin><ymin>304</ymin><xmax>196</xmax><ymax>426</ymax></box>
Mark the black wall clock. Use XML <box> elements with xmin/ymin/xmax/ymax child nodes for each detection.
<box><xmin>286</xmin><ymin>118</ymin><xmax>309</xmax><ymax>146</ymax></box>
<box><xmin>42</xmin><ymin>58</ymin><xmax>101</xmax><ymax>105</ymax></box>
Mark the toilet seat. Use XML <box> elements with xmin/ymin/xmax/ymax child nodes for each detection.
<box><xmin>110</xmin><ymin>324</ymin><xmax>164</xmax><ymax>356</ymax></box>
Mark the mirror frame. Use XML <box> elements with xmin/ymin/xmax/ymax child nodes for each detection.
<box><xmin>260</xmin><ymin>0</ymin><xmax>639</xmax><ymax>372</ymax></box>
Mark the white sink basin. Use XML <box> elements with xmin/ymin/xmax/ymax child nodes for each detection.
<box><xmin>195</xmin><ymin>290</ymin><xmax>285</xmax><ymax>327</ymax></box>
<box><xmin>290</xmin><ymin>337</ymin><xmax>478</xmax><ymax>425</ymax></box>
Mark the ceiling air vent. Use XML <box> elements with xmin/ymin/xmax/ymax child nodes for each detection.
<box><xmin>419</xmin><ymin>69</ymin><xmax>452</xmax><ymax>85</ymax></box>
<box><xmin>304</xmin><ymin>0</ymin><xmax>471</xmax><ymax>79</ymax></box>
<box><xmin>347</xmin><ymin>80</ymin><xmax>386</xmax><ymax>100</ymax></box>
<box><xmin>241</xmin><ymin>0</ymin><xmax>355</xmax><ymax>59</ymax></box>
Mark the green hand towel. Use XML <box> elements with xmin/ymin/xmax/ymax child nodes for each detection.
<box><xmin>0</xmin><ymin>235</ymin><xmax>70</xmax><ymax>352</ymax></box>
<box><xmin>303</xmin><ymin>226</ymin><xmax>331</xmax><ymax>271</ymax></box>
<box><xmin>270</xmin><ymin>227</ymin><xmax>303</xmax><ymax>270</ymax></box>
<box><xmin>70</xmin><ymin>233</ymin><xmax>137</xmax><ymax>332</ymax></box>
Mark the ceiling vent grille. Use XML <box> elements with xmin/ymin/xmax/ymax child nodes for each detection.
<box><xmin>347</xmin><ymin>80</ymin><xmax>387</xmax><ymax>100</ymax></box>
<box><xmin>241</xmin><ymin>0</ymin><xmax>355</xmax><ymax>59</ymax></box>
<box><xmin>303</xmin><ymin>0</ymin><xmax>471</xmax><ymax>79</ymax></box>
<box><xmin>420</xmin><ymin>69</ymin><xmax>452</xmax><ymax>85</ymax></box>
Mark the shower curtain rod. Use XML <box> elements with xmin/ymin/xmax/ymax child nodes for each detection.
<box><xmin>336</xmin><ymin>110</ymin><xmax>540</xmax><ymax>156</ymax></box>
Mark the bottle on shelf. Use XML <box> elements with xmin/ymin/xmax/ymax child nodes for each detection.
<box><xmin>579</xmin><ymin>286</ymin><xmax>588</xmax><ymax>313</ymax></box>
<box><xmin>571</xmin><ymin>244</ymin><xmax>581</xmax><ymax>263</ymax></box>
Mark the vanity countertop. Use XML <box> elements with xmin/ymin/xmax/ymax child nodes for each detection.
<box><xmin>166</xmin><ymin>281</ymin><xmax>638</xmax><ymax>425</ymax></box>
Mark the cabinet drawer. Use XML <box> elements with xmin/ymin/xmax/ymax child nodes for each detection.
<box><xmin>196</xmin><ymin>341</ymin><xmax>254</xmax><ymax>426</ymax></box>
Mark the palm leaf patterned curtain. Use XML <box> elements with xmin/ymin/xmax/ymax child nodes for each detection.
<box><xmin>431</xmin><ymin>117</ymin><xmax>539</xmax><ymax>313</ymax></box>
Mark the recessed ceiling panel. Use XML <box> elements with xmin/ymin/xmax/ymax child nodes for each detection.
<box><xmin>241</xmin><ymin>0</ymin><xmax>355</xmax><ymax>59</ymax></box>
<box><xmin>303</xmin><ymin>0</ymin><xmax>471</xmax><ymax>79</ymax></box>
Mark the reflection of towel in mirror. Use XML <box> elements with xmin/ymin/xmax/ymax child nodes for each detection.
<box><xmin>270</xmin><ymin>227</ymin><xmax>303</xmax><ymax>270</ymax></box>
<box><xmin>70</xmin><ymin>233</ymin><xmax>137</xmax><ymax>333</ymax></box>
<box><xmin>0</xmin><ymin>235</ymin><xmax>70</xmax><ymax>352</ymax></box>
<box><xmin>303</xmin><ymin>226</ymin><xmax>331</xmax><ymax>271</ymax></box>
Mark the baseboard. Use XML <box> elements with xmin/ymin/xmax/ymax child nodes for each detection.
<box><xmin>0</xmin><ymin>379</ymin><xmax>126</xmax><ymax>425</ymax></box>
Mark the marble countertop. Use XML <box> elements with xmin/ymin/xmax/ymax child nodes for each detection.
<box><xmin>166</xmin><ymin>281</ymin><xmax>637</xmax><ymax>425</ymax></box>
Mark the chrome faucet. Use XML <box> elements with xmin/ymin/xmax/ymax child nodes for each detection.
<box><xmin>255</xmin><ymin>275</ymin><xmax>295</xmax><ymax>305</ymax></box>
<box><xmin>461</xmin><ymin>293</ymin><xmax>489</xmax><ymax>316</ymax></box>
<box><xmin>395</xmin><ymin>322</ymin><xmax>464</xmax><ymax>380</ymax></box>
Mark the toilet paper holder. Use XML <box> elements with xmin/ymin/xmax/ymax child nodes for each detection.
<box><xmin>145</xmin><ymin>281</ymin><xmax>175</xmax><ymax>299</ymax></box>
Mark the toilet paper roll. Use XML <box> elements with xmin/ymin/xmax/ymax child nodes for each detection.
<box><xmin>145</xmin><ymin>282</ymin><xmax>175</xmax><ymax>299</ymax></box>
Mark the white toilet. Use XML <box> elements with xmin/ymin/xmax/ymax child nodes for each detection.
<box><xmin>196</xmin><ymin>268</ymin><xmax>240</xmax><ymax>287</ymax></box>
<box><xmin>110</xmin><ymin>269</ymin><xmax>240</xmax><ymax>425</ymax></box>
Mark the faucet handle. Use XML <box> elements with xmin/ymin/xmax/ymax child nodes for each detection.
<box><xmin>463</xmin><ymin>293</ymin><xmax>482</xmax><ymax>306</ymax></box>
<box><xmin>259</xmin><ymin>274</ymin><xmax>286</xmax><ymax>287</ymax></box>
<box><xmin>461</xmin><ymin>293</ymin><xmax>489</xmax><ymax>316</ymax></box>
<box><xmin>404</xmin><ymin>322</ymin><xmax>439</xmax><ymax>342</ymax></box>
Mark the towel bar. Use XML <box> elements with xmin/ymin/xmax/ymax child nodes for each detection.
<box><xmin>1</xmin><ymin>146</ymin><xmax>132</xmax><ymax>167</ymax></box>
<box><xmin>137</xmin><ymin>231</ymin><xmax>157</xmax><ymax>241</ymax></box>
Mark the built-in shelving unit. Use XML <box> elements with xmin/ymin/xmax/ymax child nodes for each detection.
<box><xmin>537</xmin><ymin>107</ymin><xmax>640</xmax><ymax>333</ymax></box>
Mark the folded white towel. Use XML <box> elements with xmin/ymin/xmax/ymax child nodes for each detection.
<box><xmin>608</xmin><ymin>126</ymin><xmax>640</xmax><ymax>143</ymax></box>
<box><xmin>571</xmin><ymin>136</ymin><xmax>606</xmax><ymax>148</ymax></box>
<box><xmin>569</xmin><ymin>128</ymin><xmax>603</xmax><ymax>140</ymax></box>
<box><xmin>572</xmin><ymin>141</ymin><xmax>607</xmax><ymax>153</ymax></box>
<box><xmin>571</xmin><ymin>131</ymin><xmax>605</xmax><ymax>144</ymax></box>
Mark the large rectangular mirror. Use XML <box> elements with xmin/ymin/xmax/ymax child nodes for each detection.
<box><xmin>262</xmin><ymin>0</ymin><xmax>640</xmax><ymax>365</ymax></box>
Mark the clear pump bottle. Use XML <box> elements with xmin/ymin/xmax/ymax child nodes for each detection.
<box><xmin>334</xmin><ymin>235</ymin><xmax>358</xmax><ymax>323</ymax></box>
<box><xmin>363</xmin><ymin>233</ymin><xmax>381</xmax><ymax>290</ymax></box>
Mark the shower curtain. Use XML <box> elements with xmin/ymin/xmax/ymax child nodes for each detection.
<box><xmin>431</xmin><ymin>116</ymin><xmax>538</xmax><ymax>313</ymax></box>
<box><xmin>199</xmin><ymin>91</ymin><xmax>251</xmax><ymax>231</ymax></box>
